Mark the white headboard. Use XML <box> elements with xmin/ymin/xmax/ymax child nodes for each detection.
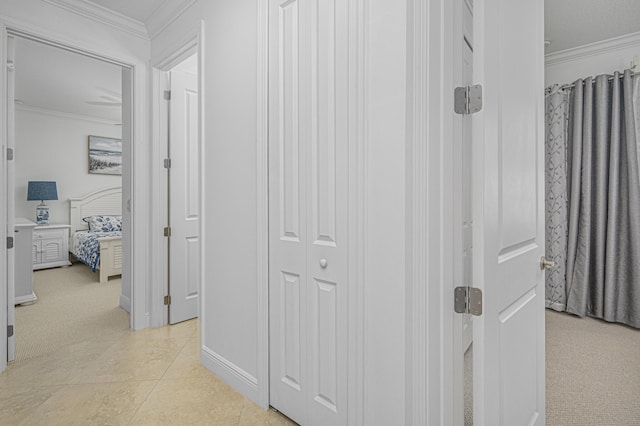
<box><xmin>69</xmin><ymin>187</ymin><xmax>122</xmax><ymax>234</ymax></box>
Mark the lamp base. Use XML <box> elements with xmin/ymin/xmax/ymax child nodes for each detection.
<box><xmin>36</xmin><ymin>204</ymin><xmax>50</xmax><ymax>225</ymax></box>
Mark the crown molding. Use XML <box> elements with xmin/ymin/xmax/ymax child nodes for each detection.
<box><xmin>41</xmin><ymin>0</ymin><xmax>149</xmax><ymax>40</ymax></box>
<box><xmin>146</xmin><ymin>0</ymin><xmax>197</xmax><ymax>40</ymax></box>
<box><xmin>545</xmin><ymin>31</ymin><xmax>640</xmax><ymax>67</ymax></box>
<box><xmin>16</xmin><ymin>103</ymin><xmax>121</xmax><ymax>126</ymax></box>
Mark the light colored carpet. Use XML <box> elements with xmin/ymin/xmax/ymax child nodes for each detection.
<box><xmin>14</xmin><ymin>263</ymin><xmax>129</xmax><ymax>362</ymax></box>
<box><xmin>546</xmin><ymin>309</ymin><xmax>640</xmax><ymax>425</ymax></box>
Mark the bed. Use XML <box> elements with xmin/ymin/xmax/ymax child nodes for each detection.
<box><xmin>69</xmin><ymin>187</ymin><xmax>123</xmax><ymax>283</ymax></box>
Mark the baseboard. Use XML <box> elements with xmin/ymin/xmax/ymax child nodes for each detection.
<box><xmin>119</xmin><ymin>293</ymin><xmax>131</xmax><ymax>313</ymax></box>
<box><xmin>200</xmin><ymin>345</ymin><xmax>260</xmax><ymax>405</ymax></box>
<box><xmin>14</xmin><ymin>292</ymin><xmax>37</xmax><ymax>305</ymax></box>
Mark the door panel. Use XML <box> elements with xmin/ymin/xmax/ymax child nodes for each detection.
<box><xmin>269</xmin><ymin>0</ymin><xmax>348</xmax><ymax>424</ymax></box>
<box><xmin>169</xmin><ymin>66</ymin><xmax>200</xmax><ymax>324</ymax></box>
<box><xmin>473</xmin><ymin>0</ymin><xmax>545</xmax><ymax>424</ymax></box>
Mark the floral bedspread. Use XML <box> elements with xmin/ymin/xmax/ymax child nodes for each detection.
<box><xmin>70</xmin><ymin>231</ymin><xmax>122</xmax><ymax>272</ymax></box>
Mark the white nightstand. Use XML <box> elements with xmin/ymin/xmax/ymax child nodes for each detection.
<box><xmin>32</xmin><ymin>224</ymin><xmax>72</xmax><ymax>270</ymax></box>
<box><xmin>15</xmin><ymin>217</ymin><xmax>37</xmax><ymax>304</ymax></box>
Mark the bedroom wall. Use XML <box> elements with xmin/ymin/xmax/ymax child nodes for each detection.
<box><xmin>14</xmin><ymin>107</ymin><xmax>121</xmax><ymax>225</ymax></box>
<box><xmin>545</xmin><ymin>31</ymin><xmax>640</xmax><ymax>86</ymax></box>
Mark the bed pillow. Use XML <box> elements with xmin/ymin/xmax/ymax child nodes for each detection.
<box><xmin>83</xmin><ymin>215</ymin><xmax>123</xmax><ymax>232</ymax></box>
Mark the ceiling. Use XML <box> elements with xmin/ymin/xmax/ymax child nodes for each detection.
<box><xmin>14</xmin><ymin>37</ymin><xmax>122</xmax><ymax>123</ymax></box>
<box><xmin>545</xmin><ymin>0</ymin><xmax>640</xmax><ymax>53</ymax></box>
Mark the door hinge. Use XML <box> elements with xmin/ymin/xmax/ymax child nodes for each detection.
<box><xmin>7</xmin><ymin>325</ymin><xmax>14</xmax><ymax>337</ymax></box>
<box><xmin>7</xmin><ymin>236</ymin><xmax>14</xmax><ymax>249</ymax></box>
<box><xmin>6</xmin><ymin>148</ymin><xmax>13</xmax><ymax>161</ymax></box>
<box><xmin>164</xmin><ymin>90</ymin><xmax>171</xmax><ymax>101</ymax></box>
<box><xmin>454</xmin><ymin>84</ymin><xmax>483</xmax><ymax>115</ymax></box>
<box><xmin>454</xmin><ymin>286</ymin><xmax>483</xmax><ymax>316</ymax></box>
<box><xmin>164</xmin><ymin>226</ymin><xmax>171</xmax><ymax>237</ymax></box>
<box><xmin>164</xmin><ymin>158</ymin><xmax>171</xmax><ymax>169</ymax></box>
<box><xmin>164</xmin><ymin>295</ymin><xmax>171</xmax><ymax>305</ymax></box>
<box><xmin>6</xmin><ymin>60</ymin><xmax>14</xmax><ymax>72</ymax></box>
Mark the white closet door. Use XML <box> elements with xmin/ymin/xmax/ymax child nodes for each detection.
<box><xmin>268</xmin><ymin>0</ymin><xmax>348</xmax><ymax>424</ymax></box>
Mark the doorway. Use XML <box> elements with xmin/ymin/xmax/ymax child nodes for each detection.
<box><xmin>4</xmin><ymin>30</ymin><xmax>135</xmax><ymax>364</ymax></box>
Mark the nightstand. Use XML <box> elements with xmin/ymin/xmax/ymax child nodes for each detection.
<box><xmin>32</xmin><ymin>224</ymin><xmax>72</xmax><ymax>270</ymax></box>
<box><xmin>15</xmin><ymin>217</ymin><xmax>37</xmax><ymax>304</ymax></box>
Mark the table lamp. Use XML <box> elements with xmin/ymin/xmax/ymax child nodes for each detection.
<box><xmin>27</xmin><ymin>181</ymin><xmax>58</xmax><ymax>225</ymax></box>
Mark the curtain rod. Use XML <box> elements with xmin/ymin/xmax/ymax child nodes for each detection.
<box><xmin>546</xmin><ymin>71</ymin><xmax>636</xmax><ymax>94</ymax></box>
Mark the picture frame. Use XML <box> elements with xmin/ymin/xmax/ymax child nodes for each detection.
<box><xmin>88</xmin><ymin>135</ymin><xmax>122</xmax><ymax>175</ymax></box>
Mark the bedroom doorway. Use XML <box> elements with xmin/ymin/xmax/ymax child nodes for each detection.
<box><xmin>4</xmin><ymin>31</ymin><xmax>135</xmax><ymax>363</ymax></box>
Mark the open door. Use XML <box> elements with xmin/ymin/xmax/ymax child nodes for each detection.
<box><xmin>473</xmin><ymin>0</ymin><xmax>545</xmax><ymax>424</ymax></box>
<box><xmin>6</xmin><ymin>35</ymin><xmax>16</xmax><ymax>363</ymax></box>
<box><xmin>168</xmin><ymin>64</ymin><xmax>199</xmax><ymax>324</ymax></box>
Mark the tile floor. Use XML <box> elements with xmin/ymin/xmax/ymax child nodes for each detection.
<box><xmin>0</xmin><ymin>319</ymin><xmax>297</xmax><ymax>425</ymax></box>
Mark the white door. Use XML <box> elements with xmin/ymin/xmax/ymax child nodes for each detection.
<box><xmin>268</xmin><ymin>0</ymin><xmax>348</xmax><ymax>424</ymax></box>
<box><xmin>168</xmin><ymin>67</ymin><xmax>199</xmax><ymax>324</ymax></box>
<box><xmin>6</xmin><ymin>35</ymin><xmax>16</xmax><ymax>363</ymax></box>
<box><xmin>473</xmin><ymin>0</ymin><xmax>545</xmax><ymax>424</ymax></box>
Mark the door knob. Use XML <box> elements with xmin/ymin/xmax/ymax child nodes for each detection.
<box><xmin>539</xmin><ymin>256</ymin><xmax>556</xmax><ymax>270</ymax></box>
<box><xmin>320</xmin><ymin>259</ymin><xmax>328</xmax><ymax>269</ymax></box>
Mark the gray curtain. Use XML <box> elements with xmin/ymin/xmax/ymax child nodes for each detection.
<box><xmin>545</xmin><ymin>85</ymin><xmax>570</xmax><ymax>311</ymax></box>
<box><xmin>565</xmin><ymin>70</ymin><xmax>640</xmax><ymax>328</ymax></box>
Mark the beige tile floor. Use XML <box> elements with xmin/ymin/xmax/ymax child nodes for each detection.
<box><xmin>0</xmin><ymin>319</ymin><xmax>297</xmax><ymax>425</ymax></box>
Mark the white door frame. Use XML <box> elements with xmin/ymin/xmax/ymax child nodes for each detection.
<box><xmin>406</xmin><ymin>0</ymin><xmax>459</xmax><ymax>424</ymax></box>
<box><xmin>0</xmin><ymin>17</ymin><xmax>149</xmax><ymax>371</ymax></box>
<box><xmin>149</xmin><ymin>24</ymin><xmax>203</xmax><ymax>328</ymax></box>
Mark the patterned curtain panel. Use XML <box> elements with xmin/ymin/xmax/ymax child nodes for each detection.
<box><xmin>544</xmin><ymin>85</ymin><xmax>570</xmax><ymax>311</ymax></box>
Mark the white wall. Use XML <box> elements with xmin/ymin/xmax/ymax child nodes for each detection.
<box><xmin>151</xmin><ymin>0</ymin><xmax>262</xmax><ymax>400</ymax></box>
<box><xmin>545</xmin><ymin>32</ymin><xmax>640</xmax><ymax>86</ymax></box>
<box><xmin>14</xmin><ymin>108</ymin><xmax>121</xmax><ymax>225</ymax></box>
<box><xmin>365</xmin><ymin>0</ymin><xmax>407</xmax><ymax>423</ymax></box>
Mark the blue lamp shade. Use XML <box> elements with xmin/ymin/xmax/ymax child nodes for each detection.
<box><xmin>27</xmin><ymin>181</ymin><xmax>57</xmax><ymax>225</ymax></box>
<box><xmin>27</xmin><ymin>181</ymin><xmax>58</xmax><ymax>202</ymax></box>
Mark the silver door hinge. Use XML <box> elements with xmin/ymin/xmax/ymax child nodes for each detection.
<box><xmin>164</xmin><ymin>90</ymin><xmax>171</xmax><ymax>101</ymax></box>
<box><xmin>6</xmin><ymin>60</ymin><xmax>14</xmax><ymax>72</ymax></box>
<box><xmin>6</xmin><ymin>148</ymin><xmax>13</xmax><ymax>161</ymax></box>
<box><xmin>164</xmin><ymin>295</ymin><xmax>171</xmax><ymax>305</ymax></box>
<box><xmin>7</xmin><ymin>236</ymin><xmax>14</xmax><ymax>249</ymax></box>
<box><xmin>454</xmin><ymin>286</ymin><xmax>483</xmax><ymax>316</ymax></box>
<box><xmin>454</xmin><ymin>84</ymin><xmax>483</xmax><ymax>115</ymax></box>
<box><xmin>164</xmin><ymin>226</ymin><xmax>171</xmax><ymax>237</ymax></box>
<box><xmin>164</xmin><ymin>158</ymin><xmax>171</xmax><ymax>169</ymax></box>
<box><xmin>7</xmin><ymin>325</ymin><xmax>13</xmax><ymax>337</ymax></box>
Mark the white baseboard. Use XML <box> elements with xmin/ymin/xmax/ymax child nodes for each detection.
<box><xmin>119</xmin><ymin>293</ymin><xmax>131</xmax><ymax>313</ymax></box>
<box><xmin>14</xmin><ymin>292</ymin><xmax>37</xmax><ymax>305</ymax></box>
<box><xmin>200</xmin><ymin>345</ymin><xmax>261</xmax><ymax>406</ymax></box>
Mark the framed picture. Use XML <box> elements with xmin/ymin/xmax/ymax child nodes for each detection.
<box><xmin>88</xmin><ymin>135</ymin><xmax>122</xmax><ymax>175</ymax></box>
